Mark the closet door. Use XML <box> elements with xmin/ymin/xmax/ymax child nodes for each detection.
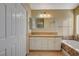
<box><xmin>19</xmin><ymin>4</ymin><xmax>26</xmax><ymax>55</ymax></box>
<box><xmin>0</xmin><ymin>4</ymin><xmax>6</xmax><ymax>56</ymax></box>
<box><xmin>0</xmin><ymin>4</ymin><xmax>27</xmax><ymax>56</ymax></box>
<box><xmin>15</xmin><ymin>4</ymin><xmax>26</xmax><ymax>56</ymax></box>
<box><xmin>5</xmin><ymin>4</ymin><xmax>16</xmax><ymax>56</ymax></box>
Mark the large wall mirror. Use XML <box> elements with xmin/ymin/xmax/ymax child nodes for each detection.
<box><xmin>29</xmin><ymin>17</ymin><xmax>63</xmax><ymax>35</ymax></box>
<box><xmin>29</xmin><ymin>17</ymin><xmax>56</xmax><ymax>29</ymax></box>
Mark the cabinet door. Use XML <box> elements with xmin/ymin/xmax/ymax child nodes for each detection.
<box><xmin>48</xmin><ymin>38</ymin><xmax>55</xmax><ymax>50</ymax></box>
<box><xmin>30</xmin><ymin>38</ymin><xmax>41</xmax><ymax>50</ymax></box>
<box><xmin>54</xmin><ymin>38</ymin><xmax>62</xmax><ymax>50</ymax></box>
<box><xmin>35</xmin><ymin>39</ymin><xmax>41</xmax><ymax>50</ymax></box>
<box><xmin>30</xmin><ymin>39</ymin><xmax>37</xmax><ymax>50</ymax></box>
<box><xmin>41</xmin><ymin>38</ymin><xmax>48</xmax><ymax>50</ymax></box>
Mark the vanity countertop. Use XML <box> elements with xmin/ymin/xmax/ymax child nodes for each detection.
<box><xmin>29</xmin><ymin>31</ymin><xmax>63</xmax><ymax>37</ymax></box>
<box><xmin>29</xmin><ymin>35</ymin><xmax>63</xmax><ymax>37</ymax></box>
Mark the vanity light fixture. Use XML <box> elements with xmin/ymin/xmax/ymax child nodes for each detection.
<box><xmin>38</xmin><ymin>12</ymin><xmax>52</xmax><ymax>18</ymax></box>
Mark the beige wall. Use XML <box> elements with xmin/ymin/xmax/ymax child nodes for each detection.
<box><xmin>31</xmin><ymin>10</ymin><xmax>74</xmax><ymax>36</ymax></box>
<box><xmin>62</xmin><ymin>10</ymin><xmax>74</xmax><ymax>36</ymax></box>
<box><xmin>74</xmin><ymin>6</ymin><xmax>79</xmax><ymax>35</ymax></box>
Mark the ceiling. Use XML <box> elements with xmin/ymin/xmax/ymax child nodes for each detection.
<box><xmin>29</xmin><ymin>3</ymin><xmax>79</xmax><ymax>10</ymax></box>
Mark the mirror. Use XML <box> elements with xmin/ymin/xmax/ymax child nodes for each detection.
<box><xmin>29</xmin><ymin>17</ymin><xmax>63</xmax><ymax>36</ymax></box>
<box><xmin>29</xmin><ymin>17</ymin><xmax>55</xmax><ymax>29</ymax></box>
<box><xmin>36</xmin><ymin>18</ymin><xmax>44</xmax><ymax>28</ymax></box>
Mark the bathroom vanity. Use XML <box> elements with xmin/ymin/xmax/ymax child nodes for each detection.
<box><xmin>29</xmin><ymin>32</ymin><xmax>62</xmax><ymax>51</ymax></box>
<box><xmin>29</xmin><ymin>16</ymin><xmax>63</xmax><ymax>51</ymax></box>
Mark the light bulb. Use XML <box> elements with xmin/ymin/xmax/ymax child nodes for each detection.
<box><xmin>38</xmin><ymin>14</ymin><xmax>51</xmax><ymax>18</ymax></box>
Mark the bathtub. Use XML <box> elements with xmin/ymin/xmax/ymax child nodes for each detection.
<box><xmin>62</xmin><ymin>40</ymin><xmax>79</xmax><ymax>56</ymax></box>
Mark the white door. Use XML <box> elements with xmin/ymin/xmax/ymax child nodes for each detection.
<box><xmin>0</xmin><ymin>4</ymin><xmax>6</xmax><ymax>56</ymax></box>
<box><xmin>5</xmin><ymin>4</ymin><xmax>16</xmax><ymax>56</ymax></box>
<box><xmin>0</xmin><ymin>3</ymin><xmax>27</xmax><ymax>56</ymax></box>
<box><xmin>15</xmin><ymin>4</ymin><xmax>26</xmax><ymax>56</ymax></box>
<box><xmin>0</xmin><ymin>3</ymin><xmax>17</xmax><ymax>56</ymax></box>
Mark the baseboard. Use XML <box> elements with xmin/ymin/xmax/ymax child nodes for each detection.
<box><xmin>29</xmin><ymin>50</ymin><xmax>61</xmax><ymax>52</ymax></box>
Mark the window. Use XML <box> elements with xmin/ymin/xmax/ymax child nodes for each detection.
<box><xmin>76</xmin><ymin>15</ymin><xmax>79</xmax><ymax>34</ymax></box>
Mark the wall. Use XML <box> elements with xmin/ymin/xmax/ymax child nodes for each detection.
<box><xmin>73</xmin><ymin>6</ymin><xmax>79</xmax><ymax>41</ymax></box>
<box><xmin>31</xmin><ymin>10</ymin><xmax>74</xmax><ymax>36</ymax></box>
<box><xmin>62</xmin><ymin>10</ymin><xmax>74</xmax><ymax>36</ymax></box>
